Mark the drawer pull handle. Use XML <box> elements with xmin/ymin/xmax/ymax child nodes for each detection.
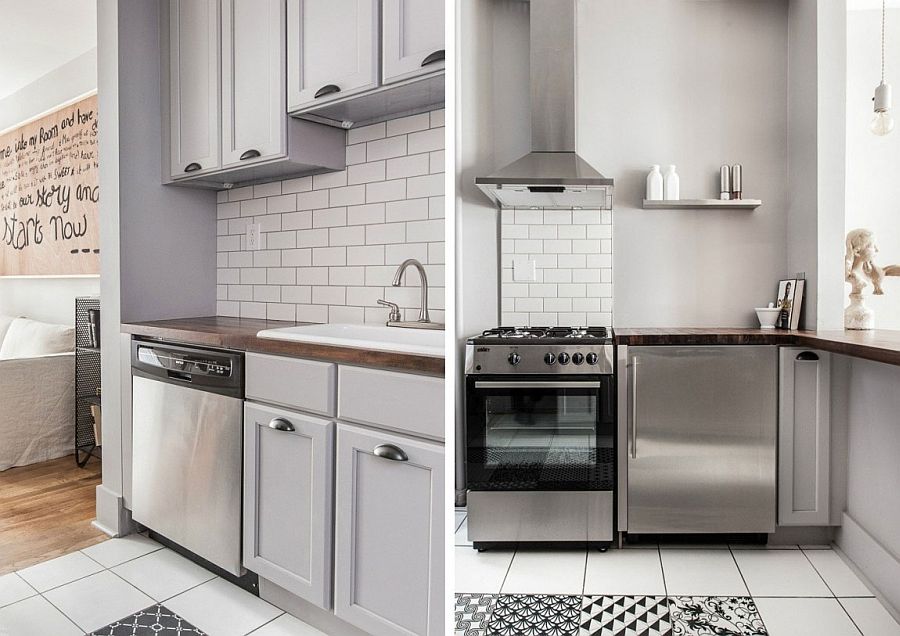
<box><xmin>184</xmin><ymin>162</ymin><xmax>201</xmax><ymax>172</ymax></box>
<box><xmin>421</xmin><ymin>50</ymin><xmax>445</xmax><ymax>67</ymax></box>
<box><xmin>268</xmin><ymin>417</ymin><xmax>295</xmax><ymax>432</ymax></box>
<box><xmin>314</xmin><ymin>84</ymin><xmax>341</xmax><ymax>99</ymax></box>
<box><xmin>239</xmin><ymin>149</ymin><xmax>261</xmax><ymax>161</ymax></box>
<box><xmin>796</xmin><ymin>351</ymin><xmax>819</xmax><ymax>361</ymax></box>
<box><xmin>374</xmin><ymin>444</ymin><xmax>408</xmax><ymax>462</ymax></box>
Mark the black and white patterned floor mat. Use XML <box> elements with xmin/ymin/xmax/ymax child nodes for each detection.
<box><xmin>455</xmin><ymin>594</ymin><xmax>768</xmax><ymax>636</ymax></box>
<box><xmin>90</xmin><ymin>604</ymin><xmax>206</xmax><ymax>636</ymax></box>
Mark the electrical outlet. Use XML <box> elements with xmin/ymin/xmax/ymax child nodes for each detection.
<box><xmin>246</xmin><ymin>223</ymin><xmax>261</xmax><ymax>251</ymax></box>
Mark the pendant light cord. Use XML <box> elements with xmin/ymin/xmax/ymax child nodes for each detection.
<box><xmin>882</xmin><ymin>0</ymin><xmax>887</xmax><ymax>84</ymax></box>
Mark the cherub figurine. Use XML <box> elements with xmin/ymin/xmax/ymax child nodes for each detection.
<box><xmin>844</xmin><ymin>228</ymin><xmax>900</xmax><ymax>329</ymax></box>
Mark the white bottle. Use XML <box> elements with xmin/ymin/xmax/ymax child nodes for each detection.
<box><xmin>663</xmin><ymin>165</ymin><xmax>680</xmax><ymax>200</ymax></box>
<box><xmin>646</xmin><ymin>165</ymin><xmax>663</xmax><ymax>200</ymax></box>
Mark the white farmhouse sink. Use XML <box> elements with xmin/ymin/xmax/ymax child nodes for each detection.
<box><xmin>257</xmin><ymin>323</ymin><xmax>444</xmax><ymax>357</ymax></box>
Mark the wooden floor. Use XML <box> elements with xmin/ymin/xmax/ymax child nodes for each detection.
<box><xmin>0</xmin><ymin>455</ymin><xmax>105</xmax><ymax>575</ymax></box>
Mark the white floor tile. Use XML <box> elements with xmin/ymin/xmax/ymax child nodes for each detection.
<box><xmin>455</xmin><ymin>510</ymin><xmax>467</xmax><ymax>532</ymax></box>
<box><xmin>729</xmin><ymin>543</ymin><xmax>799</xmax><ymax>550</ymax></box>
<box><xmin>660</xmin><ymin>549</ymin><xmax>748</xmax><ymax>596</ymax></box>
<box><xmin>804</xmin><ymin>549</ymin><xmax>873</xmax><ymax>597</ymax></box>
<box><xmin>247</xmin><ymin>612</ymin><xmax>329</xmax><ymax>635</ymax></box>
<box><xmin>840</xmin><ymin>597</ymin><xmax>900</xmax><ymax>636</ymax></box>
<box><xmin>501</xmin><ymin>550</ymin><xmax>587</xmax><ymax>595</ymax></box>
<box><xmin>0</xmin><ymin>573</ymin><xmax>36</xmax><ymax>608</ymax></box>
<box><xmin>733</xmin><ymin>549</ymin><xmax>833</xmax><ymax>597</ymax></box>
<box><xmin>755</xmin><ymin>597</ymin><xmax>861</xmax><ymax>636</ymax></box>
<box><xmin>0</xmin><ymin>595</ymin><xmax>82</xmax><ymax>636</ymax></box>
<box><xmin>16</xmin><ymin>550</ymin><xmax>104</xmax><ymax>592</ymax></box>
<box><xmin>111</xmin><ymin>548</ymin><xmax>217</xmax><ymax>601</ymax></box>
<box><xmin>43</xmin><ymin>570</ymin><xmax>154</xmax><ymax>633</ymax></box>
<box><xmin>455</xmin><ymin>518</ymin><xmax>472</xmax><ymax>547</ymax></box>
<box><xmin>455</xmin><ymin>546</ymin><xmax>514</xmax><ymax>593</ymax></box>
<box><xmin>165</xmin><ymin>577</ymin><xmax>282</xmax><ymax>636</ymax></box>
<box><xmin>81</xmin><ymin>534</ymin><xmax>162</xmax><ymax>568</ymax></box>
<box><xmin>583</xmin><ymin>548</ymin><xmax>665</xmax><ymax>596</ymax></box>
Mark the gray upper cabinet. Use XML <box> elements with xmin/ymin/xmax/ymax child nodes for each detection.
<box><xmin>221</xmin><ymin>0</ymin><xmax>285</xmax><ymax>167</ymax></box>
<box><xmin>169</xmin><ymin>0</ymin><xmax>220</xmax><ymax>178</ymax></box>
<box><xmin>778</xmin><ymin>347</ymin><xmax>831</xmax><ymax>526</ymax></box>
<box><xmin>334</xmin><ymin>423</ymin><xmax>444</xmax><ymax>636</ymax></box>
<box><xmin>286</xmin><ymin>0</ymin><xmax>378</xmax><ymax>112</ymax></box>
<box><xmin>382</xmin><ymin>0</ymin><xmax>445</xmax><ymax>84</ymax></box>
<box><xmin>243</xmin><ymin>402</ymin><xmax>334</xmax><ymax>609</ymax></box>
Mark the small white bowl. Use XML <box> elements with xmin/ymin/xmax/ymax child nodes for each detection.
<box><xmin>755</xmin><ymin>308</ymin><xmax>781</xmax><ymax>329</ymax></box>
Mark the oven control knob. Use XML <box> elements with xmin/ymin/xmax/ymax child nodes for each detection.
<box><xmin>558</xmin><ymin>352</ymin><xmax>570</xmax><ymax>365</ymax></box>
<box><xmin>572</xmin><ymin>352</ymin><xmax>584</xmax><ymax>365</ymax></box>
<box><xmin>508</xmin><ymin>352</ymin><xmax>521</xmax><ymax>366</ymax></box>
<box><xmin>586</xmin><ymin>352</ymin><xmax>599</xmax><ymax>365</ymax></box>
<box><xmin>544</xmin><ymin>353</ymin><xmax>556</xmax><ymax>365</ymax></box>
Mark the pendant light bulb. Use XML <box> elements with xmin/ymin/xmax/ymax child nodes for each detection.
<box><xmin>871</xmin><ymin>0</ymin><xmax>894</xmax><ymax>136</ymax></box>
<box><xmin>871</xmin><ymin>81</ymin><xmax>895</xmax><ymax>136</ymax></box>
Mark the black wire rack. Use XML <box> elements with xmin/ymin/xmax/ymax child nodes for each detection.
<box><xmin>75</xmin><ymin>296</ymin><xmax>101</xmax><ymax>467</ymax></box>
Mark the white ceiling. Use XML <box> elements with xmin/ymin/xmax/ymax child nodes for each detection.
<box><xmin>0</xmin><ymin>0</ymin><xmax>96</xmax><ymax>100</ymax></box>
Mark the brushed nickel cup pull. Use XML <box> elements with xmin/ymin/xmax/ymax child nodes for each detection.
<box><xmin>314</xmin><ymin>84</ymin><xmax>341</xmax><ymax>99</ymax></box>
<box><xmin>421</xmin><ymin>50</ymin><xmax>445</xmax><ymax>66</ymax></box>
<box><xmin>184</xmin><ymin>162</ymin><xmax>201</xmax><ymax>172</ymax></box>
<box><xmin>374</xmin><ymin>444</ymin><xmax>408</xmax><ymax>462</ymax></box>
<box><xmin>268</xmin><ymin>417</ymin><xmax>295</xmax><ymax>432</ymax></box>
<box><xmin>796</xmin><ymin>351</ymin><xmax>819</xmax><ymax>361</ymax></box>
<box><xmin>239</xmin><ymin>149</ymin><xmax>261</xmax><ymax>161</ymax></box>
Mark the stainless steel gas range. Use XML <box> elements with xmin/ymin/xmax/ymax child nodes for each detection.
<box><xmin>464</xmin><ymin>327</ymin><xmax>616</xmax><ymax>550</ymax></box>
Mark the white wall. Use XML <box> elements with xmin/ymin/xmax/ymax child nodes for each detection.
<box><xmin>846</xmin><ymin>8</ymin><xmax>900</xmax><ymax>329</ymax></box>
<box><xmin>0</xmin><ymin>49</ymin><xmax>99</xmax><ymax>325</ymax></box>
<box><xmin>578</xmin><ymin>0</ymin><xmax>790</xmax><ymax>328</ymax></box>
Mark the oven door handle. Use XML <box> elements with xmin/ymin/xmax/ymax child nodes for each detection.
<box><xmin>473</xmin><ymin>381</ymin><xmax>603</xmax><ymax>389</ymax></box>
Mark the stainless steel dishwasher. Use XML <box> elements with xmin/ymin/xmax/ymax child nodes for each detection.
<box><xmin>618</xmin><ymin>345</ymin><xmax>778</xmax><ymax>535</ymax></box>
<box><xmin>131</xmin><ymin>339</ymin><xmax>244</xmax><ymax>575</ymax></box>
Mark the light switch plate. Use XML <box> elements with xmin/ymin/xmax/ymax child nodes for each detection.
<box><xmin>513</xmin><ymin>258</ymin><xmax>537</xmax><ymax>282</ymax></box>
<box><xmin>246</xmin><ymin>223</ymin><xmax>261</xmax><ymax>251</ymax></box>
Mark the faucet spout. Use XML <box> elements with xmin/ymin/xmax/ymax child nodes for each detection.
<box><xmin>392</xmin><ymin>258</ymin><xmax>429</xmax><ymax>322</ymax></box>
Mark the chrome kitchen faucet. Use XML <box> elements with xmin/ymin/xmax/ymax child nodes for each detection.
<box><xmin>377</xmin><ymin>258</ymin><xmax>443</xmax><ymax>330</ymax></box>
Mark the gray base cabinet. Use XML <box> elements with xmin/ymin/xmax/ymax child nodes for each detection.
<box><xmin>778</xmin><ymin>347</ymin><xmax>831</xmax><ymax>526</ymax></box>
<box><xmin>243</xmin><ymin>402</ymin><xmax>334</xmax><ymax>609</ymax></box>
<box><xmin>334</xmin><ymin>423</ymin><xmax>444</xmax><ymax>636</ymax></box>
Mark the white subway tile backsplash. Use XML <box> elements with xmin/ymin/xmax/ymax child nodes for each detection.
<box><xmin>216</xmin><ymin>110</ymin><xmax>444</xmax><ymax>324</ymax></box>
<box><xmin>500</xmin><ymin>205</ymin><xmax>613</xmax><ymax>327</ymax></box>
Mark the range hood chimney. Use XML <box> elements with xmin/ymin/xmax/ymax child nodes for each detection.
<box><xmin>475</xmin><ymin>0</ymin><xmax>613</xmax><ymax>210</ymax></box>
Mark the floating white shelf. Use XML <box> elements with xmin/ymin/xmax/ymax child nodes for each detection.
<box><xmin>642</xmin><ymin>198</ymin><xmax>762</xmax><ymax>210</ymax></box>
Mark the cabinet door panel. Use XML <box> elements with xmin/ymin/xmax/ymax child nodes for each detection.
<box><xmin>243</xmin><ymin>402</ymin><xmax>334</xmax><ymax>609</ymax></box>
<box><xmin>382</xmin><ymin>0</ymin><xmax>444</xmax><ymax>84</ymax></box>
<box><xmin>334</xmin><ymin>423</ymin><xmax>443</xmax><ymax>636</ymax></box>
<box><xmin>169</xmin><ymin>0</ymin><xmax>220</xmax><ymax>178</ymax></box>
<box><xmin>778</xmin><ymin>347</ymin><xmax>831</xmax><ymax>525</ymax></box>
<box><xmin>222</xmin><ymin>0</ymin><xmax>285</xmax><ymax>166</ymax></box>
<box><xmin>287</xmin><ymin>0</ymin><xmax>378</xmax><ymax>111</ymax></box>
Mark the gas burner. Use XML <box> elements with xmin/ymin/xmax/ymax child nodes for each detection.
<box><xmin>546</xmin><ymin>326</ymin><xmax>609</xmax><ymax>340</ymax></box>
<box><xmin>481</xmin><ymin>327</ymin><xmax>549</xmax><ymax>339</ymax></box>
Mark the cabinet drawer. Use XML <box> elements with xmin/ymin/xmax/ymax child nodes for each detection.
<box><xmin>246</xmin><ymin>353</ymin><xmax>336</xmax><ymax>416</ymax></box>
<box><xmin>338</xmin><ymin>366</ymin><xmax>443</xmax><ymax>440</ymax></box>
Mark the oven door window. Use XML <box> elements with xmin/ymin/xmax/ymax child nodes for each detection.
<box><xmin>466</xmin><ymin>378</ymin><xmax>614</xmax><ymax>491</ymax></box>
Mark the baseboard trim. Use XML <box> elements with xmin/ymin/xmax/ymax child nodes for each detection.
<box><xmin>835</xmin><ymin>512</ymin><xmax>900</xmax><ymax>617</ymax></box>
<box><xmin>91</xmin><ymin>519</ymin><xmax>119</xmax><ymax>538</ymax></box>
<box><xmin>94</xmin><ymin>484</ymin><xmax>131</xmax><ymax>537</ymax></box>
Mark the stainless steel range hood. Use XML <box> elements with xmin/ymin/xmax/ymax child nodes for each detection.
<box><xmin>475</xmin><ymin>0</ymin><xmax>613</xmax><ymax>210</ymax></box>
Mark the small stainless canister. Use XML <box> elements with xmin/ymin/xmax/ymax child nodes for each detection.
<box><xmin>719</xmin><ymin>165</ymin><xmax>731</xmax><ymax>200</ymax></box>
<box><xmin>731</xmin><ymin>164</ymin><xmax>743</xmax><ymax>200</ymax></box>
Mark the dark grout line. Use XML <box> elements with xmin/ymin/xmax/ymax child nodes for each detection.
<box><xmin>498</xmin><ymin>547</ymin><xmax>517</xmax><ymax>595</ymax></box>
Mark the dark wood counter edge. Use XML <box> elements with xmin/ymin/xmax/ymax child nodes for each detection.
<box><xmin>121</xmin><ymin>319</ymin><xmax>444</xmax><ymax>376</ymax></box>
<box><xmin>614</xmin><ymin>329</ymin><xmax>900</xmax><ymax>368</ymax></box>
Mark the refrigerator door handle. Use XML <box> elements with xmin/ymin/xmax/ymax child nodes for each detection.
<box><xmin>631</xmin><ymin>358</ymin><xmax>638</xmax><ymax>459</ymax></box>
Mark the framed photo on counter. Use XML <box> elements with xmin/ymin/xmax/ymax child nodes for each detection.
<box><xmin>776</xmin><ymin>278</ymin><xmax>805</xmax><ymax>330</ymax></box>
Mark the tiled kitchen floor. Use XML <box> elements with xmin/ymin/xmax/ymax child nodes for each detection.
<box><xmin>0</xmin><ymin>534</ymin><xmax>327</xmax><ymax>636</ymax></box>
<box><xmin>454</xmin><ymin>509</ymin><xmax>900</xmax><ymax>636</ymax></box>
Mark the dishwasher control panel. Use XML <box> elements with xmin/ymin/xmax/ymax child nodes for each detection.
<box><xmin>132</xmin><ymin>339</ymin><xmax>244</xmax><ymax>398</ymax></box>
<box><xmin>137</xmin><ymin>346</ymin><xmax>232</xmax><ymax>377</ymax></box>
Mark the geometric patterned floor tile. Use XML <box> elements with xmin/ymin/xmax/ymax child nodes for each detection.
<box><xmin>581</xmin><ymin>596</ymin><xmax>672</xmax><ymax>636</ymax></box>
<box><xmin>455</xmin><ymin>593</ymin><xmax>498</xmax><ymax>635</ymax></box>
<box><xmin>487</xmin><ymin>594</ymin><xmax>582</xmax><ymax>636</ymax></box>
<box><xmin>669</xmin><ymin>597</ymin><xmax>767</xmax><ymax>636</ymax></box>
<box><xmin>89</xmin><ymin>604</ymin><xmax>207</xmax><ymax>635</ymax></box>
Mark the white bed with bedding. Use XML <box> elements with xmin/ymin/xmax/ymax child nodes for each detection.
<box><xmin>0</xmin><ymin>316</ymin><xmax>76</xmax><ymax>471</ymax></box>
